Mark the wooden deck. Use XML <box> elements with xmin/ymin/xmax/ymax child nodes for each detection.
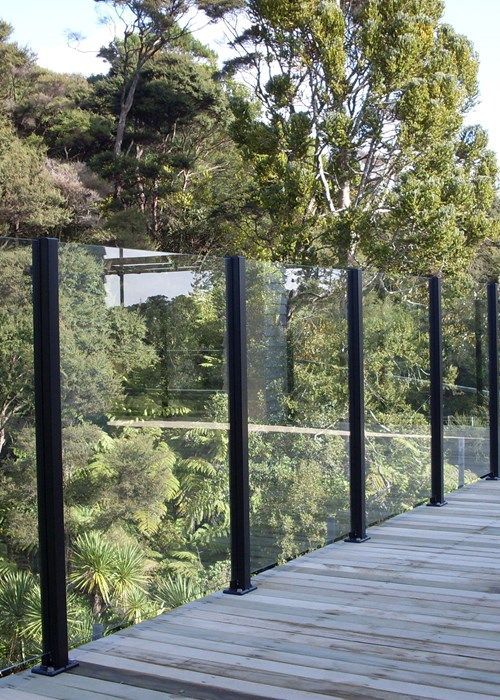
<box><xmin>2</xmin><ymin>479</ymin><xmax>500</xmax><ymax>699</ymax></box>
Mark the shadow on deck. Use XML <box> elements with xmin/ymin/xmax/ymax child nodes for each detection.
<box><xmin>2</xmin><ymin>479</ymin><xmax>500</xmax><ymax>700</ymax></box>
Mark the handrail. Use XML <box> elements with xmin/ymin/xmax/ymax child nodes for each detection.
<box><xmin>108</xmin><ymin>418</ymin><xmax>489</xmax><ymax>441</ymax></box>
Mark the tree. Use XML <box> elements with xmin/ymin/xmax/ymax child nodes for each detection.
<box><xmin>69</xmin><ymin>531</ymin><xmax>151</xmax><ymax>615</ymax></box>
<box><xmin>0</xmin><ymin>22</ymin><xmax>36</xmax><ymax>114</ymax></box>
<box><xmin>137</xmin><ymin>285</ymin><xmax>225</xmax><ymax>415</ymax></box>
<box><xmin>0</xmin><ymin>118</ymin><xmax>69</xmax><ymax>235</ymax></box>
<box><xmin>222</xmin><ymin>0</ymin><xmax>497</xmax><ymax>273</ymax></box>
<box><xmin>88</xmin><ymin>40</ymin><xmax>255</xmax><ymax>251</ymax></box>
<box><xmin>95</xmin><ymin>0</ymin><xmax>229</xmax><ymax>156</ymax></box>
<box><xmin>96</xmin><ymin>429</ymin><xmax>179</xmax><ymax>534</ymax></box>
<box><xmin>155</xmin><ymin>574</ymin><xmax>201</xmax><ymax>610</ymax></box>
<box><xmin>0</xmin><ymin>571</ymin><xmax>40</xmax><ymax>666</ymax></box>
<box><xmin>69</xmin><ymin>530</ymin><xmax>158</xmax><ymax>635</ymax></box>
<box><xmin>58</xmin><ymin>245</ymin><xmax>156</xmax><ymax>423</ymax></box>
<box><xmin>0</xmin><ymin>245</ymin><xmax>34</xmax><ymax>457</ymax></box>
<box><xmin>69</xmin><ymin>531</ymin><xmax>117</xmax><ymax>616</ymax></box>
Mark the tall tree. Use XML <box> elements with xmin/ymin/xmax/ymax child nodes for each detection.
<box><xmin>96</xmin><ymin>0</ymin><xmax>187</xmax><ymax>156</ymax></box>
<box><xmin>95</xmin><ymin>0</ymin><xmax>231</xmax><ymax>156</ymax></box>
<box><xmin>87</xmin><ymin>43</ymin><xmax>255</xmax><ymax>251</ymax></box>
<box><xmin>222</xmin><ymin>0</ymin><xmax>497</xmax><ymax>274</ymax></box>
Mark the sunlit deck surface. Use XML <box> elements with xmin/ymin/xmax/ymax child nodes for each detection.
<box><xmin>2</xmin><ymin>479</ymin><xmax>500</xmax><ymax>700</ymax></box>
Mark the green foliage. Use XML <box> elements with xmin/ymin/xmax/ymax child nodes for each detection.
<box><xmin>135</xmin><ymin>285</ymin><xmax>225</xmax><ymax>417</ymax></box>
<box><xmin>0</xmin><ymin>245</ymin><xmax>34</xmax><ymax>439</ymax></box>
<box><xmin>224</xmin><ymin>0</ymin><xmax>498</xmax><ymax>273</ymax></box>
<box><xmin>0</xmin><ymin>571</ymin><xmax>40</xmax><ymax>667</ymax></box>
<box><xmin>89</xmin><ymin>47</ymin><xmax>254</xmax><ymax>252</ymax></box>
<box><xmin>98</xmin><ymin>429</ymin><xmax>179</xmax><ymax>533</ymax></box>
<box><xmin>0</xmin><ymin>242</ymin><xmax>491</xmax><ymax>672</ymax></box>
<box><xmin>46</xmin><ymin>109</ymin><xmax>114</xmax><ymax>160</ymax></box>
<box><xmin>0</xmin><ymin>119</ymin><xmax>69</xmax><ymax>235</ymax></box>
<box><xmin>155</xmin><ymin>574</ymin><xmax>202</xmax><ymax>611</ymax></box>
<box><xmin>0</xmin><ymin>22</ymin><xmax>36</xmax><ymax>113</ymax></box>
<box><xmin>70</xmin><ymin>531</ymin><xmax>151</xmax><ymax>617</ymax></box>
<box><xmin>250</xmin><ymin>433</ymin><xmax>348</xmax><ymax>565</ymax></box>
<box><xmin>70</xmin><ymin>531</ymin><xmax>117</xmax><ymax>611</ymax></box>
<box><xmin>0</xmin><ymin>0</ymin><xmax>495</xmax><ymax>268</ymax></box>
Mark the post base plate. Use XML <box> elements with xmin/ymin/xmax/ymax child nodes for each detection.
<box><xmin>32</xmin><ymin>660</ymin><xmax>79</xmax><ymax>677</ymax></box>
<box><xmin>223</xmin><ymin>585</ymin><xmax>257</xmax><ymax>596</ymax></box>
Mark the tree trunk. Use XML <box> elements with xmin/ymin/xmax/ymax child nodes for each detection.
<box><xmin>0</xmin><ymin>427</ymin><xmax>6</xmax><ymax>460</ymax></box>
<box><xmin>151</xmin><ymin>189</ymin><xmax>160</xmax><ymax>242</ymax></box>
<box><xmin>347</xmin><ymin>236</ymin><xmax>358</xmax><ymax>267</ymax></box>
<box><xmin>114</xmin><ymin>73</ymin><xmax>142</xmax><ymax>157</ymax></box>
<box><xmin>92</xmin><ymin>590</ymin><xmax>103</xmax><ymax>617</ymax></box>
<box><xmin>91</xmin><ymin>590</ymin><xmax>105</xmax><ymax>639</ymax></box>
<box><xmin>337</xmin><ymin>147</ymin><xmax>352</xmax><ymax>210</ymax></box>
<box><xmin>337</xmin><ymin>147</ymin><xmax>357</xmax><ymax>265</ymax></box>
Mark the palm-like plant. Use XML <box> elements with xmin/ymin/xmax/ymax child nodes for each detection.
<box><xmin>155</xmin><ymin>574</ymin><xmax>202</xmax><ymax>612</ymax></box>
<box><xmin>69</xmin><ymin>531</ymin><xmax>151</xmax><ymax>633</ymax></box>
<box><xmin>0</xmin><ymin>556</ymin><xmax>15</xmax><ymax>576</ymax></box>
<box><xmin>113</xmin><ymin>587</ymin><xmax>157</xmax><ymax>626</ymax></box>
<box><xmin>112</xmin><ymin>543</ymin><xmax>149</xmax><ymax>602</ymax></box>
<box><xmin>69</xmin><ymin>531</ymin><xmax>115</xmax><ymax>616</ymax></box>
<box><xmin>0</xmin><ymin>570</ymin><xmax>41</xmax><ymax>666</ymax></box>
<box><xmin>66</xmin><ymin>592</ymin><xmax>94</xmax><ymax>649</ymax></box>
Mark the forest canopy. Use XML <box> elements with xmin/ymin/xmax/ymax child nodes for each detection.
<box><xmin>0</xmin><ymin>0</ymin><xmax>498</xmax><ymax>276</ymax></box>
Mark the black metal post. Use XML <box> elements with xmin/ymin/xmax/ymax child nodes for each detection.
<box><xmin>474</xmin><ymin>298</ymin><xmax>485</xmax><ymax>408</ymax></box>
<box><xmin>428</xmin><ymin>276</ymin><xmax>447</xmax><ymax>506</ymax></box>
<box><xmin>486</xmin><ymin>281</ymin><xmax>499</xmax><ymax>480</ymax></box>
<box><xmin>223</xmin><ymin>256</ymin><xmax>256</xmax><ymax>594</ymax></box>
<box><xmin>119</xmin><ymin>247</ymin><xmax>125</xmax><ymax>307</ymax></box>
<box><xmin>31</xmin><ymin>238</ymin><xmax>78</xmax><ymax>676</ymax></box>
<box><xmin>345</xmin><ymin>268</ymin><xmax>369</xmax><ymax>543</ymax></box>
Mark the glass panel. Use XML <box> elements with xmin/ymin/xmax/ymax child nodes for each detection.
<box><xmin>442</xmin><ymin>283</ymin><xmax>489</xmax><ymax>489</ymax></box>
<box><xmin>0</xmin><ymin>239</ymin><xmax>41</xmax><ymax>675</ymax></box>
<box><xmin>363</xmin><ymin>272</ymin><xmax>430</xmax><ymax>525</ymax></box>
<box><xmin>247</xmin><ymin>262</ymin><xmax>350</xmax><ymax>573</ymax></box>
<box><xmin>59</xmin><ymin>244</ymin><xmax>229</xmax><ymax>649</ymax></box>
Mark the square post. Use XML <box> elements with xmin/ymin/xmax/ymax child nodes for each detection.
<box><xmin>31</xmin><ymin>238</ymin><xmax>78</xmax><ymax>676</ymax></box>
<box><xmin>486</xmin><ymin>281</ymin><xmax>499</xmax><ymax>480</ymax></box>
<box><xmin>223</xmin><ymin>256</ymin><xmax>256</xmax><ymax>594</ymax></box>
<box><xmin>119</xmin><ymin>247</ymin><xmax>125</xmax><ymax>307</ymax></box>
<box><xmin>428</xmin><ymin>275</ymin><xmax>447</xmax><ymax>506</ymax></box>
<box><xmin>345</xmin><ymin>268</ymin><xmax>369</xmax><ymax>543</ymax></box>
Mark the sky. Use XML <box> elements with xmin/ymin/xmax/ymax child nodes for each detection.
<box><xmin>2</xmin><ymin>0</ymin><xmax>500</xmax><ymax>156</ymax></box>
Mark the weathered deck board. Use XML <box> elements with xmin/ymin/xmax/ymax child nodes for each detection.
<box><xmin>1</xmin><ymin>479</ymin><xmax>499</xmax><ymax>699</ymax></box>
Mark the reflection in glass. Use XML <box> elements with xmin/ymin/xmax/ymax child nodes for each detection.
<box><xmin>442</xmin><ymin>283</ymin><xmax>489</xmax><ymax>488</ymax></box>
<box><xmin>59</xmin><ymin>244</ymin><xmax>229</xmax><ymax>648</ymax></box>
<box><xmin>0</xmin><ymin>239</ymin><xmax>41</xmax><ymax>675</ymax></box>
<box><xmin>246</xmin><ymin>262</ymin><xmax>350</xmax><ymax>572</ymax></box>
<box><xmin>363</xmin><ymin>272</ymin><xmax>431</xmax><ymax>525</ymax></box>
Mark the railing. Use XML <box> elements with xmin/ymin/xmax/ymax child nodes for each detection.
<box><xmin>0</xmin><ymin>237</ymin><xmax>498</xmax><ymax>677</ymax></box>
